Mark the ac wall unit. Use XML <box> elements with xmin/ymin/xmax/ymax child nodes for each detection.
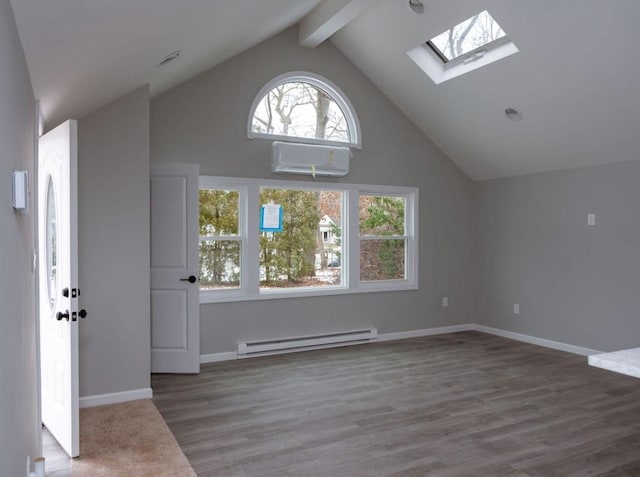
<box><xmin>272</xmin><ymin>141</ymin><xmax>351</xmax><ymax>177</ymax></box>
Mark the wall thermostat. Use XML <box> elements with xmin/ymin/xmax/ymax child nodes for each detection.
<box><xmin>12</xmin><ymin>170</ymin><xmax>28</xmax><ymax>210</ymax></box>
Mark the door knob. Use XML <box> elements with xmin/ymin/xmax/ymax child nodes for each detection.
<box><xmin>180</xmin><ymin>275</ymin><xmax>197</xmax><ymax>284</ymax></box>
<box><xmin>56</xmin><ymin>310</ymin><xmax>70</xmax><ymax>321</ymax></box>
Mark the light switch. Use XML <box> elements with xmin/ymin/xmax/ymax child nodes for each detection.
<box><xmin>587</xmin><ymin>213</ymin><xmax>595</xmax><ymax>226</ymax></box>
<box><xmin>442</xmin><ymin>296</ymin><xmax>448</xmax><ymax>307</ymax></box>
<box><xmin>12</xmin><ymin>170</ymin><xmax>28</xmax><ymax>210</ymax></box>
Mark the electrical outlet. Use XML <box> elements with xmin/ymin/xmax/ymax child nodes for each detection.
<box><xmin>513</xmin><ymin>303</ymin><xmax>520</xmax><ymax>315</ymax></box>
<box><xmin>442</xmin><ymin>296</ymin><xmax>448</xmax><ymax>307</ymax></box>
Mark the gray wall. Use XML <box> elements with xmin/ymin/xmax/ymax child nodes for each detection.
<box><xmin>0</xmin><ymin>1</ymin><xmax>39</xmax><ymax>474</ymax></box>
<box><xmin>475</xmin><ymin>160</ymin><xmax>640</xmax><ymax>351</ymax></box>
<box><xmin>78</xmin><ymin>86</ymin><xmax>151</xmax><ymax>397</ymax></box>
<box><xmin>152</xmin><ymin>27</ymin><xmax>476</xmax><ymax>354</ymax></box>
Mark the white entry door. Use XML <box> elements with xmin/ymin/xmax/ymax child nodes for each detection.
<box><xmin>38</xmin><ymin>120</ymin><xmax>80</xmax><ymax>457</ymax></box>
<box><xmin>150</xmin><ymin>164</ymin><xmax>200</xmax><ymax>373</ymax></box>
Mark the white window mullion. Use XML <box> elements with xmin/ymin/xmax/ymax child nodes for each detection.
<box><xmin>346</xmin><ymin>189</ymin><xmax>360</xmax><ymax>289</ymax></box>
<box><xmin>199</xmin><ymin>235</ymin><xmax>242</xmax><ymax>242</ymax></box>
<box><xmin>407</xmin><ymin>190</ymin><xmax>418</xmax><ymax>288</ymax></box>
<box><xmin>245</xmin><ymin>184</ymin><xmax>260</xmax><ymax>295</ymax></box>
<box><xmin>359</xmin><ymin>235</ymin><xmax>410</xmax><ymax>241</ymax></box>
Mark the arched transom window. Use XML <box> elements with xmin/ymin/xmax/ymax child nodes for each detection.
<box><xmin>248</xmin><ymin>72</ymin><xmax>361</xmax><ymax>148</ymax></box>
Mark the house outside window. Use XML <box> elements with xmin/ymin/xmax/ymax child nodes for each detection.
<box><xmin>258</xmin><ymin>188</ymin><xmax>343</xmax><ymax>289</ymax></box>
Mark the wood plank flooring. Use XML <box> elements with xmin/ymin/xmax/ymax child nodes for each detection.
<box><xmin>152</xmin><ymin>331</ymin><xmax>640</xmax><ymax>476</ymax></box>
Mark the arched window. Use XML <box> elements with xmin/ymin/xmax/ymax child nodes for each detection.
<box><xmin>248</xmin><ymin>72</ymin><xmax>361</xmax><ymax>148</ymax></box>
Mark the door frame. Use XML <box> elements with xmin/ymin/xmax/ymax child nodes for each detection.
<box><xmin>35</xmin><ymin>101</ymin><xmax>43</xmax><ymax>459</ymax></box>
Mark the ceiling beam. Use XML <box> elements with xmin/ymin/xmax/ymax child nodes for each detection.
<box><xmin>299</xmin><ymin>0</ymin><xmax>378</xmax><ymax>48</ymax></box>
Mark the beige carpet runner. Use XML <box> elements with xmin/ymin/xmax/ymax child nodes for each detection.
<box><xmin>71</xmin><ymin>399</ymin><xmax>196</xmax><ymax>476</ymax></box>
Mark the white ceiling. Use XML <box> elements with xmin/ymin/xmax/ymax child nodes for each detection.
<box><xmin>332</xmin><ymin>0</ymin><xmax>640</xmax><ymax>179</ymax></box>
<box><xmin>10</xmin><ymin>0</ymin><xmax>322</xmax><ymax>130</ymax></box>
<box><xmin>11</xmin><ymin>0</ymin><xmax>640</xmax><ymax>180</ymax></box>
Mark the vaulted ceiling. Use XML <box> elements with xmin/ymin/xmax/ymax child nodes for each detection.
<box><xmin>11</xmin><ymin>0</ymin><xmax>640</xmax><ymax>180</ymax></box>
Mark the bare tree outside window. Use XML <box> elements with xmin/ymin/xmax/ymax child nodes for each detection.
<box><xmin>252</xmin><ymin>82</ymin><xmax>350</xmax><ymax>143</ymax></box>
<box><xmin>428</xmin><ymin>10</ymin><xmax>506</xmax><ymax>62</ymax></box>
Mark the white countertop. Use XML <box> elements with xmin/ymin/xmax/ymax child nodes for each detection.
<box><xmin>588</xmin><ymin>348</ymin><xmax>640</xmax><ymax>379</ymax></box>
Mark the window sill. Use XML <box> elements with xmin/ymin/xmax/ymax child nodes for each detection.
<box><xmin>199</xmin><ymin>281</ymin><xmax>418</xmax><ymax>304</ymax></box>
<box><xmin>407</xmin><ymin>39</ymin><xmax>518</xmax><ymax>84</ymax></box>
<box><xmin>248</xmin><ymin>132</ymin><xmax>361</xmax><ymax>150</ymax></box>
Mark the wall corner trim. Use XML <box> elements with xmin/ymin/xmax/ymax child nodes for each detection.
<box><xmin>79</xmin><ymin>388</ymin><xmax>153</xmax><ymax>408</ymax></box>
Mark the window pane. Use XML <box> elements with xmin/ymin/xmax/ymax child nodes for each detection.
<box><xmin>359</xmin><ymin>196</ymin><xmax>405</xmax><ymax>236</ymax></box>
<box><xmin>252</xmin><ymin>82</ymin><xmax>350</xmax><ymax>143</ymax></box>
<box><xmin>360</xmin><ymin>239</ymin><xmax>406</xmax><ymax>281</ymax></box>
<box><xmin>259</xmin><ymin>189</ymin><xmax>342</xmax><ymax>289</ymax></box>
<box><xmin>199</xmin><ymin>189</ymin><xmax>241</xmax><ymax>290</ymax></box>
<box><xmin>199</xmin><ymin>189</ymin><xmax>239</xmax><ymax>236</ymax></box>
<box><xmin>428</xmin><ymin>10</ymin><xmax>506</xmax><ymax>62</ymax></box>
<box><xmin>199</xmin><ymin>240</ymin><xmax>240</xmax><ymax>289</ymax></box>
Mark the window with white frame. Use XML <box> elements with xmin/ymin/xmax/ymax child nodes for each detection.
<box><xmin>248</xmin><ymin>72</ymin><xmax>362</xmax><ymax>148</ymax></box>
<box><xmin>199</xmin><ymin>177</ymin><xmax>417</xmax><ymax>303</ymax></box>
<box><xmin>259</xmin><ymin>187</ymin><xmax>343</xmax><ymax>290</ymax></box>
<box><xmin>199</xmin><ymin>188</ymin><xmax>243</xmax><ymax>290</ymax></box>
<box><xmin>359</xmin><ymin>195</ymin><xmax>408</xmax><ymax>281</ymax></box>
<box><xmin>407</xmin><ymin>10</ymin><xmax>518</xmax><ymax>84</ymax></box>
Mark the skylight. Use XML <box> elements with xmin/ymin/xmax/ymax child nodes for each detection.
<box><xmin>427</xmin><ymin>10</ymin><xmax>507</xmax><ymax>63</ymax></box>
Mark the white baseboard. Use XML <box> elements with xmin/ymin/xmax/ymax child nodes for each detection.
<box><xmin>79</xmin><ymin>387</ymin><xmax>153</xmax><ymax>408</ymax></box>
<box><xmin>198</xmin><ymin>327</ymin><xmax>472</xmax><ymax>363</ymax></box>
<box><xmin>377</xmin><ymin>324</ymin><xmax>473</xmax><ymax>342</ymax></box>
<box><xmin>197</xmin><ymin>324</ymin><xmax>601</xmax><ymax>364</ymax></box>
<box><xmin>472</xmin><ymin>324</ymin><xmax>601</xmax><ymax>356</ymax></box>
<box><xmin>200</xmin><ymin>351</ymin><xmax>237</xmax><ymax>364</ymax></box>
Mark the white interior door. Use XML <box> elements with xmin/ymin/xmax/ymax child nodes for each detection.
<box><xmin>38</xmin><ymin>120</ymin><xmax>79</xmax><ymax>457</ymax></box>
<box><xmin>150</xmin><ymin>164</ymin><xmax>200</xmax><ymax>373</ymax></box>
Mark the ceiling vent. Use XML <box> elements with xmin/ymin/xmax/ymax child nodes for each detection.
<box><xmin>271</xmin><ymin>141</ymin><xmax>351</xmax><ymax>177</ymax></box>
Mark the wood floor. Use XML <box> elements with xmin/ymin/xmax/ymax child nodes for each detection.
<box><xmin>152</xmin><ymin>331</ymin><xmax>640</xmax><ymax>477</ymax></box>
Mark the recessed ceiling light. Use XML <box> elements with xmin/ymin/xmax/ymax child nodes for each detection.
<box><xmin>504</xmin><ymin>107</ymin><xmax>522</xmax><ymax>121</ymax></box>
<box><xmin>408</xmin><ymin>0</ymin><xmax>424</xmax><ymax>14</ymax></box>
<box><xmin>156</xmin><ymin>50</ymin><xmax>182</xmax><ymax>67</ymax></box>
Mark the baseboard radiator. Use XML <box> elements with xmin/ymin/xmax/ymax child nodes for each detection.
<box><xmin>237</xmin><ymin>328</ymin><xmax>378</xmax><ymax>358</ymax></box>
